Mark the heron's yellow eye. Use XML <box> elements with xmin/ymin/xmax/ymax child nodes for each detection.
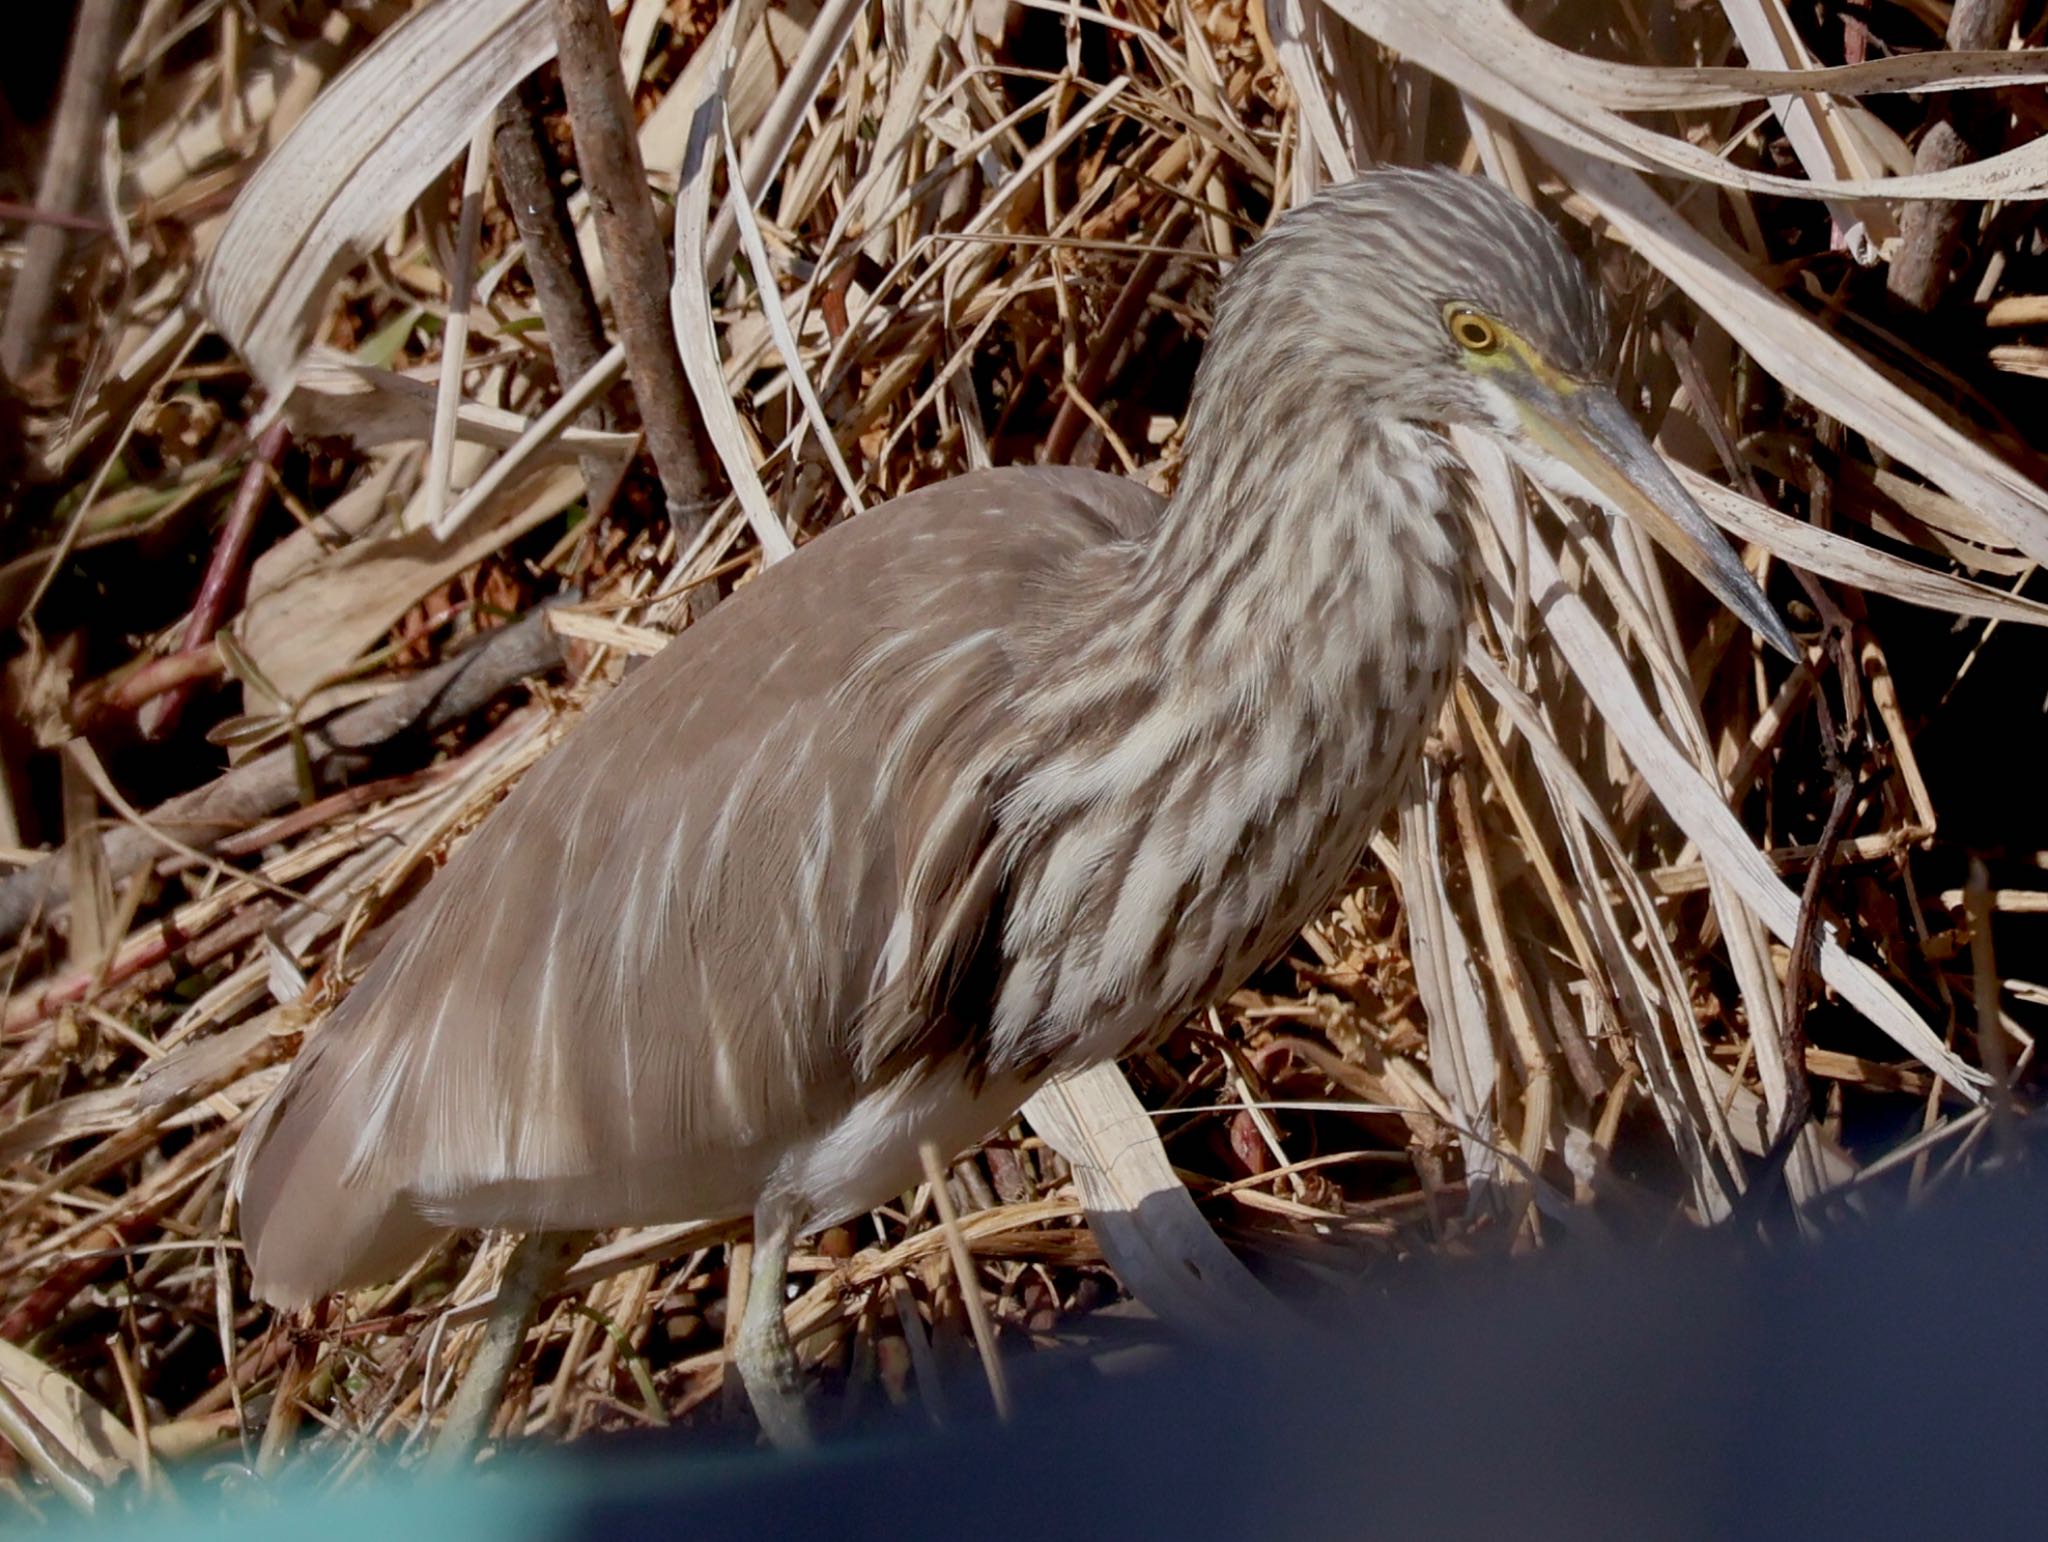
<box><xmin>1446</xmin><ymin>306</ymin><xmax>1503</xmax><ymax>354</ymax></box>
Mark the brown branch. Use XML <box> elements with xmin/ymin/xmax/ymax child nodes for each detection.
<box><xmin>137</xmin><ymin>422</ymin><xmax>293</xmax><ymax>741</ymax></box>
<box><xmin>547</xmin><ymin>0</ymin><xmax>715</xmax><ymax>544</ymax></box>
<box><xmin>492</xmin><ymin>77</ymin><xmax>628</xmax><ymax>520</ymax></box>
<box><xmin>493</xmin><ymin>79</ymin><xmax>612</xmax><ymax>402</ymax></box>
<box><xmin>0</xmin><ymin>0</ymin><xmax>132</xmax><ymax>388</ymax></box>
<box><xmin>0</xmin><ymin>600</ymin><xmax>571</xmax><ymax>945</ymax></box>
<box><xmin>1885</xmin><ymin>0</ymin><xmax>2024</xmax><ymax>312</ymax></box>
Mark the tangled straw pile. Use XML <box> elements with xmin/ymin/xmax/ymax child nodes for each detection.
<box><xmin>1</xmin><ymin>0</ymin><xmax>2046</xmax><ymax>1510</ymax></box>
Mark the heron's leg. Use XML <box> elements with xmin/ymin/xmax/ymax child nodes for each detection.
<box><xmin>427</xmin><ymin>1229</ymin><xmax>588</xmax><ymax>1471</ymax></box>
<box><xmin>735</xmin><ymin>1193</ymin><xmax>813</xmax><ymax>1449</ymax></box>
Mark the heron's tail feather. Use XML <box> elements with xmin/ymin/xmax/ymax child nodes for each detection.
<box><xmin>231</xmin><ymin>1034</ymin><xmax>440</xmax><ymax>1309</ymax></box>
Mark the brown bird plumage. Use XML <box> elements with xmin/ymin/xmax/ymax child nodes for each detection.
<box><xmin>234</xmin><ymin>168</ymin><xmax>1792</xmax><ymax>1452</ymax></box>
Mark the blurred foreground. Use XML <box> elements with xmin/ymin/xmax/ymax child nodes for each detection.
<box><xmin>57</xmin><ymin>1143</ymin><xmax>2048</xmax><ymax>1542</ymax></box>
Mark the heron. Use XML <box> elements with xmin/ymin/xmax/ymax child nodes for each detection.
<box><xmin>231</xmin><ymin>167</ymin><xmax>1795</xmax><ymax>1459</ymax></box>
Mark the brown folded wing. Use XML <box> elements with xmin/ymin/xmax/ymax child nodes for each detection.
<box><xmin>233</xmin><ymin>466</ymin><xmax>1163</xmax><ymax>1305</ymax></box>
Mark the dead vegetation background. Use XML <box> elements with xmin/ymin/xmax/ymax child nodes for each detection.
<box><xmin>0</xmin><ymin>0</ymin><xmax>2046</xmax><ymax>1515</ymax></box>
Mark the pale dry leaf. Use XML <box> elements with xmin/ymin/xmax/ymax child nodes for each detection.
<box><xmin>1455</xmin><ymin>430</ymin><xmax>1985</xmax><ymax>1101</ymax></box>
<box><xmin>1541</xmin><ymin>142</ymin><xmax>2048</xmax><ymax>564</ymax></box>
<box><xmin>629</xmin><ymin>3</ymin><xmax>813</xmax><ymax>190</ymax></box>
<box><xmin>233</xmin><ymin>462</ymin><xmax>584</xmax><ymax>705</ymax></box>
<box><xmin>1023</xmin><ymin>1062</ymin><xmax>1293</xmax><ymax>1339</ymax></box>
<box><xmin>722</xmin><ymin>119</ymin><xmax>866</xmax><ymax>514</ymax></box>
<box><xmin>245</xmin><ymin>452</ymin><xmax>409</xmax><ymax>618</ymax></box>
<box><xmin>1393</xmin><ymin>789</ymin><xmax>1503</xmax><ymax>1194</ymax></box>
<box><xmin>1714</xmin><ymin>0</ymin><xmax>1906</xmax><ymax>259</ymax></box>
<box><xmin>1312</xmin><ymin>0</ymin><xmax>2048</xmax><ymax>201</ymax></box>
<box><xmin>200</xmin><ymin>0</ymin><xmax>623</xmax><ymax>389</ymax></box>
<box><xmin>672</xmin><ymin>0</ymin><xmax>797</xmax><ymax>563</ymax></box>
<box><xmin>126</xmin><ymin>6</ymin><xmax>356</xmax><ymax>203</ymax></box>
<box><xmin>284</xmin><ymin>351</ymin><xmax>636</xmax><ymax>464</ymax></box>
<box><xmin>703</xmin><ymin>0</ymin><xmax>872</xmax><ymax>281</ymax></box>
<box><xmin>1530</xmin><ymin>45</ymin><xmax>2048</xmax><ymax>110</ymax></box>
<box><xmin>1681</xmin><ymin>467</ymin><xmax>2048</xmax><ymax>627</ymax></box>
<box><xmin>0</xmin><ymin>1340</ymin><xmax>141</xmax><ymax>1486</ymax></box>
<box><xmin>546</xmin><ymin>608</ymin><xmax>673</xmax><ymax>657</ymax></box>
<box><xmin>1459</xmin><ymin>474</ymin><xmax>1749</xmax><ymax>1207</ymax></box>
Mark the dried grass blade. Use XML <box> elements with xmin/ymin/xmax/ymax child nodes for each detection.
<box><xmin>1542</xmin><ymin>47</ymin><xmax>2048</xmax><ymax>110</ymax></box>
<box><xmin>1715</xmin><ymin>0</ymin><xmax>1899</xmax><ymax>257</ymax></box>
<box><xmin>1022</xmin><ymin>1062</ymin><xmax>1290</xmax><ymax>1339</ymax></box>
<box><xmin>0</xmin><ymin>1338</ymin><xmax>144</xmax><ymax>1491</ymax></box>
<box><xmin>1464</xmin><ymin>445</ymin><xmax>1985</xmax><ymax>1100</ymax></box>
<box><xmin>917</xmin><ymin>1140</ymin><xmax>1012</xmax><ymax>1421</ymax></box>
<box><xmin>1457</xmin><ymin>652</ymin><xmax>1743</xmax><ymax>1209</ymax></box>
<box><xmin>284</xmin><ymin>351</ymin><xmax>636</xmax><ymax>462</ymax></box>
<box><xmin>0</xmin><ymin>1380</ymin><xmax>99</xmax><ymax>1513</ymax></box>
<box><xmin>1539</xmin><ymin>143</ymin><xmax>2048</xmax><ymax>561</ymax></box>
<box><xmin>671</xmin><ymin>0</ymin><xmax>794</xmax><ymax>563</ymax></box>
<box><xmin>720</xmin><ymin>121</ymin><xmax>864</xmax><ymax>514</ymax></box>
<box><xmin>1315</xmin><ymin>0</ymin><xmax>2048</xmax><ymax>201</ymax></box>
<box><xmin>233</xmin><ymin>463</ymin><xmax>584</xmax><ymax>704</ymax></box>
<box><xmin>702</xmin><ymin>0</ymin><xmax>871</xmax><ymax>282</ymax></box>
<box><xmin>422</xmin><ymin>119</ymin><xmax>499</xmax><ymax>536</ymax></box>
<box><xmin>1680</xmin><ymin>468</ymin><xmax>2048</xmax><ymax>626</ymax></box>
<box><xmin>1394</xmin><ymin>784</ymin><xmax>1504</xmax><ymax>1196</ymax></box>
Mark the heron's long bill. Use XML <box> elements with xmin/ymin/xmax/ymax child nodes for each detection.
<box><xmin>1518</xmin><ymin>387</ymin><xmax>1800</xmax><ymax>661</ymax></box>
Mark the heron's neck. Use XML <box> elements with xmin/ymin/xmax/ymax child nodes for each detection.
<box><xmin>992</xmin><ymin>398</ymin><xmax>1474</xmax><ymax>1074</ymax></box>
<box><xmin>1122</xmin><ymin>399</ymin><xmax>1471</xmax><ymax>707</ymax></box>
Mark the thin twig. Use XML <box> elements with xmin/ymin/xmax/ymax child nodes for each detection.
<box><xmin>72</xmin><ymin>645</ymin><xmax>229</xmax><ymax>732</ymax></box>
<box><xmin>138</xmin><ymin>422</ymin><xmax>292</xmax><ymax>740</ymax></box>
<box><xmin>109</xmin><ymin>1337</ymin><xmax>155</xmax><ymax>1497</ymax></box>
<box><xmin>919</xmin><ymin>1140</ymin><xmax>1012</xmax><ymax>1423</ymax></box>
<box><xmin>1964</xmin><ymin>857</ymin><xmax>2020</xmax><ymax>1163</ymax></box>
<box><xmin>0</xmin><ymin>200</ymin><xmax>111</xmax><ymax>234</ymax></box>
<box><xmin>1747</xmin><ymin>615</ymin><xmax>1860</xmax><ymax>1216</ymax></box>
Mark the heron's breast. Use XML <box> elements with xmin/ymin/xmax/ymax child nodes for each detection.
<box><xmin>988</xmin><ymin>656</ymin><xmax>1453</xmax><ymax>1073</ymax></box>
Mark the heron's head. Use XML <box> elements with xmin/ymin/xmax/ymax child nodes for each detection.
<box><xmin>1217</xmin><ymin>167</ymin><xmax>1796</xmax><ymax>658</ymax></box>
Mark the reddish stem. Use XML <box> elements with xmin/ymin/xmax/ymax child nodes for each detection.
<box><xmin>0</xmin><ymin>1127</ymin><xmax>237</xmax><ymax>1343</ymax></box>
<box><xmin>73</xmin><ymin>645</ymin><xmax>226</xmax><ymax>731</ymax></box>
<box><xmin>138</xmin><ymin>421</ymin><xmax>292</xmax><ymax>741</ymax></box>
<box><xmin>2</xmin><ymin>902</ymin><xmax>275</xmax><ymax>1038</ymax></box>
<box><xmin>213</xmin><ymin>767</ymin><xmax>446</xmax><ymax>857</ymax></box>
<box><xmin>0</xmin><ymin>199</ymin><xmax>111</xmax><ymax>234</ymax></box>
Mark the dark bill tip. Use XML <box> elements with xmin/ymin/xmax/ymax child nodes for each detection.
<box><xmin>1522</xmin><ymin>387</ymin><xmax>1802</xmax><ymax>663</ymax></box>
